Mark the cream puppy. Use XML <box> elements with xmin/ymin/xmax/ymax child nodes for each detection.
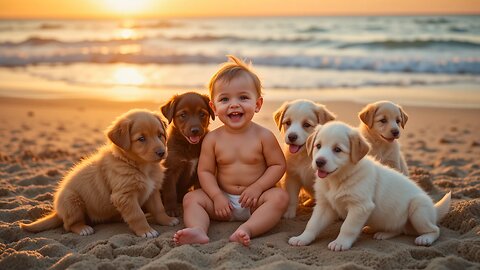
<box><xmin>288</xmin><ymin>122</ymin><xmax>451</xmax><ymax>251</ymax></box>
<box><xmin>358</xmin><ymin>100</ymin><xmax>409</xmax><ymax>175</ymax></box>
<box><xmin>273</xmin><ymin>99</ymin><xmax>335</xmax><ymax>218</ymax></box>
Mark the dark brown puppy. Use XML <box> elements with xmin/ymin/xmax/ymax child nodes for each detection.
<box><xmin>161</xmin><ymin>92</ymin><xmax>215</xmax><ymax>216</ymax></box>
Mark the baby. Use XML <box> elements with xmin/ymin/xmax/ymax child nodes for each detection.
<box><xmin>173</xmin><ymin>55</ymin><xmax>288</xmax><ymax>246</ymax></box>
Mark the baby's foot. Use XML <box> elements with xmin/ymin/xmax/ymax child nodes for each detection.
<box><xmin>229</xmin><ymin>229</ymin><xmax>251</xmax><ymax>246</ymax></box>
<box><xmin>173</xmin><ymin>228</ymin><xmax>209</xmax><ymax>245</ymax></box>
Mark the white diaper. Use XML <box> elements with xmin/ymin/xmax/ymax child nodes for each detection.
<box><xmin>224</xmin><ymin>192</ymin><xmax>251</xmax><ymax>221</ymax></box>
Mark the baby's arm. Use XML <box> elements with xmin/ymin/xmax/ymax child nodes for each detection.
<box><xmin>240</xmin><ymin>128</ymin><xmax>286</xmax><ymax>208</ymax></box>
<box><xmin>198</xmin><ymin>132</ymin><xmax>232</xmax><ymax>219</ymax></box>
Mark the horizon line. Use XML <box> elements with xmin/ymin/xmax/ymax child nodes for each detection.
<box><xmin>1</xmin><ymin>12</ymin><xmax>479</xmax><ymax>20</ymax></box>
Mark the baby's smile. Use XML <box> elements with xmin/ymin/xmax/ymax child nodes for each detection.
<box><xmin>228</xmin><ymin>112</ymin><xmax>244</xmax><ymax>121</ymax></box>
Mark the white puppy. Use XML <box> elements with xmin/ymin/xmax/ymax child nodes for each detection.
<box><xmin>273</xmin><ymin>99</ymin><xmax>335</xmax><ymax>218</ymax></box>
<box><xmin>358</xmin><ymin>101</ymin><xmax>409</xmax><ymax>176</ymax></box>
<box><xmin>288</xmin><ymin>121</ymin><xmax>451</xmax><ymax>251</ymax></box>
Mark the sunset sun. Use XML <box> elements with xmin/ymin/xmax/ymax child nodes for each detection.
<box><xmin>103</xmin><ymin>0</ymin><xmax>154</xmax><ymax>15</ymax></box>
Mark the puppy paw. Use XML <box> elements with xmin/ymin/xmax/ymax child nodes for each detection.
<box><xmin>415</xmin><ymin>234</ymin><xmax>436</xmax><ymax>246</ymax></box>
<box><xmin>328</xmin><ymin>238</ymin><xmax>353</xmax><ymax>251</ymax></box>
<box><xmin>139</xmin><ymin>228</ymin><xmax>159</xmax><ymax>238</ymax></box>
<box><xmin>283</xmin><ymin>208</ymin><xmax>296</xmax><ymax>219</ymax></box>
<box><xmin>157</xmin><ymin>215</ymin><xmax>180</xmax><ymax>226</ymax></box>
<box><xmin>79</xmin><ymin>226</ymin><xmax>95</xmax><ymax>236</ymax></box>
<box><xmin>288</xmin><ymin>236</ymin><xmax>312</xmax><ymax>246</ymax></box>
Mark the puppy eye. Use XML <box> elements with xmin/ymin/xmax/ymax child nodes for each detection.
<box><xmin>285</xmin><ymin>121</ymin><xmax>291</xmax><ymax>126</ymax></box>
<box><xmin>199</xmin><ymin>112</ymin><xmax>206</xmax><ymax>118</ymax></box>
<box><xmin>379</xmin><ymin>119</ymin><xmax>387</xmax><ymax>124</ymax></box>
<box><xmin>334</xmin><ymin>147</ymin><xmax>342</xmax><ymax>153</ymax></box>
<box><xmin>180</xmin><ymin>113</ymin><xmax>187</xmax><ymax>118</ymax></box>
<box><xmin>396</xmin><ymin>119</ymin><xmax>401</xmax><ymax>124</ymax></box>
<box><xmin>303</xmin><ymin>122</ymin><xmax>311</xmax><ymax>128</ymax></box>
<box><xmin>316</xmin><ymin>143</ymin><xmax>321</xmax><ymax>149</ymax></box>
<box><xmin>138</xmin><ymin>136</ymin><xmax>145</xmax><ymax>142</ymax></box>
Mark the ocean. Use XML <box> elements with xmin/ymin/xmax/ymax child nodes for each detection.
<box><xmin>0</xmin><ymin>15</ymin><xmax>479</xmax><ymax>106</ymax></box>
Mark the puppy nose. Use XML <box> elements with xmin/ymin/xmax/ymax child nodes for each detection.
<box><xmin>155</xmin><ymin>149</ymin><xmax>165</xmax><ymax>158</ymax></box>
<box><xmin>288</xmin><ymin>133</ymin><xmax>298</xmax><ymax>142</ymax></box>
<box><xmin>191</xmin><ymin>127</ymin><xmax>200</xmax><ymax>135</ymax></box>
<box><xmin>316</xmin><ymin>158</ymin><xmax>327</xmax><ymax>168</ymax></box>
<box><xmin>391</xmin><ymin>129</ymin><xmax>400</xmax><ymax>137</ymax></box>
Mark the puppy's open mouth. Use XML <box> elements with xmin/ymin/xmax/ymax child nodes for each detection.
<box><xmin>288</xmin><ymin>144</ymin><xmax>303</xmax><ymax>154</ymax></box>
<box><xmin>186</xmin><ymin>136</ymin><xmax>201</xmax><ymax>144</ymax></box>
<box><xmin>381</xmin><ymin>135</ymin><xmax>396</xmax><ymax>143</ymax></box>
<box><xmin>316</xmin><ymin>169</ymin><xmax>336</xmax><ymax>179</ymax></box>
<box><xmin>228</xmin><ymin>112</ymin><xmax>243</xmax><ymax>121</ymax></box>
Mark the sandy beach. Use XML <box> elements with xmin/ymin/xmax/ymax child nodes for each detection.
<box><xmin>0</xmin><ymin>95</ymin><xmax>479</xmax><ymax>269</ymax></box>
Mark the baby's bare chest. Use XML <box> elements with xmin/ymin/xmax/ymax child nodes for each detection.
<box><xmin>215</xmin><ymin>139</ymin><xmax>264</xmax><ymax>165</ymax></box>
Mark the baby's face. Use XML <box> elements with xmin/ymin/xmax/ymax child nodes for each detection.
<box><xmin>210</xmin><ymin>74</ymin><xmax>262</xmax><ymax>131</ymax></box>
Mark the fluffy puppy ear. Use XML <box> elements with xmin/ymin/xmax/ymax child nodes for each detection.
<box><xmin>315</xmin><ymin>104</ymin><xmax>336</xmax><ymax>124</ymax></box>
<box><xmin>348</xmin><ymin>130</ymin><xmax>370</xmax><ymax>164</ymax></box>
<box><xmin>306</xmin><ymin>126</ymin><xmax>321</xmax><ymax>157</ymax></box>
<box><xmin>201</xmin><ymin>94</ymin><xmax>215</xmax><ymax>121</ymax></box>
<box><xmin>107</xmin><ymin>117</ymin><xmax>132</xmax><ymax>151</ymax></box>
<box><xmin>160</xmin><ymin>95</ymin><xmax>178</xmax><ymax>124</ymax></box>
<box><xmin>358</xmin><ymin>104</ymin><xmax>378</xmax><ymax>128</ymax></box>
<box><xmin>273</xmin><ymin>102</ymin><xmax>289</xmax><ymax>131</ymax></box>
<box><xmin>398</xmin><ymin>105</ymin><xmax>408</xmax><ymax>129</ymax></box>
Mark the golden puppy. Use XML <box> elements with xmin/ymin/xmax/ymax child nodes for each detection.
<box><xmin>289</xmin><ymin>122</ymin><xmax>451</xmax><ymax>251</ymax></box>
<box><xmin>20</xmin><ymin>109</ymin><xmax>179</xmax><ymax>237</ymax></box>
<box><xmin>358</xmin><ymin>100</ymin><xmax>409</xmax><ymax>176</ymax></box>
<box><xmin>273</xmin><ymin>99</ymin><xmax>336</xmax><ymax>218</ymax></box>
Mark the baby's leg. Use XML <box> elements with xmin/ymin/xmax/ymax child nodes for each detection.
<box><xmin>230</xmin><ymin>187</ymin><xmax>288</xmax><ymax>246</ymax></box>
<box><xmin>173</xmin><ymin>189</ymin><xmax>214</xmax><ymax>245</ymax></box>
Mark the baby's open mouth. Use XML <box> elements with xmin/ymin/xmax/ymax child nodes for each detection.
<box><xmin>288</xmin><ymin>144</ymin><xmax>303</xmax><ymax>154</ymax></box>
<box><xmin>228</xmin><ymin>112</ymin><xmax>243</xmax><ymax>120</ymax></box>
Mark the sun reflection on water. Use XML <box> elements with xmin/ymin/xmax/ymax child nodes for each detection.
<box><xmin>111</xmin><ymin>66</ymin><xmax>146</xmax><ymax>86</ymax></box>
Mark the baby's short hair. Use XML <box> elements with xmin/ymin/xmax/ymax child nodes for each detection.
<box><xmin>208</xmin><ymin>55</ymin><xmax>262</xmax><ymax>99</ymax></box>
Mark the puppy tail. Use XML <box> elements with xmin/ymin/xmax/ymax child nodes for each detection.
<box><xmin>20</xmin><ymin>212</ymin><xmax>62</xmax><ymax>232</ymax></box>
<box><xmin>434</xmin><ymin>192</ymin><xmax>452</xmax><ymax>222</ymax></box>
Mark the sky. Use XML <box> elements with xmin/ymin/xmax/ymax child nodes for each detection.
<box><xmin>0</xmin><ymin>0</ymin><xmax>479</xmax><ymax>19</ymax></box>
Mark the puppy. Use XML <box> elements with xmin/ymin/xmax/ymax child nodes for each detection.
<box><xmin>358</xmin><ymin>101</ymin><xmax>409</xmax><ymax>175</ymax></box>
<box><xmin>288</xmin><ymin>122</ymin><xmax>451</xmax><ymax>251</ymax></box>
<box><xmin>273</xmin><ymin>99</ymin><xmax>336</xmax><ymax>218</ymax></box>
<box><xmin>20</xmin><ymin>109</ymin><xmax>179</xmax><ymax>237</ymax></box>
<box><xmin>161</xmin><ymin>92</ymin><xmax>215</xmax><ymax>216</ymax></box>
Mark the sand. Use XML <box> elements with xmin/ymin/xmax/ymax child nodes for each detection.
<box><xmin>0</xmin><ymin>96</ymin><xmax>479</xmax><ymax>269</ymax></box>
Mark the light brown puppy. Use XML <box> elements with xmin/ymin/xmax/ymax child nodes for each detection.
<box><xmin>273</xmin><ymin>99</ymin><xmax>336</xmax><ymax>218</ymax></box>
<box><xmin>20</xmin><ymin>109</ymin><xmax>179</xmax><ymax>237</ymax></box>
<box><xmin>358</xmin><ymin>100</ymin><xmax>409</xmax><ymax>176</ymax></box>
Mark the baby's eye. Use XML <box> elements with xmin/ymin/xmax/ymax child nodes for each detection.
<box><xmin>138</xmin><ymin>136</ymin><xmax>145</xmax><ymax>142</ymax></box>
<box><xmin>285</xmin><ymin>120</ymin><xmax>291</xmax><ymax>126</ymax></box>
<box><xmin>240</xmin><ymin>95</ymin><xmax>249</xmax><ymax>100</ymax></box>
<box><xmin>316</xmin><ymin>143</ymin><xmax>321</xmax><ymax>149</ymax></box>
<box><xmin>303</xmin><ymin>122</ymin><xmax>312</xmax><ymax>128</ymax></box>
<box><xmin>219</xmin><ymin>97</ymin><xmax>228</xmax><ymax>102</ymax></box>
<box><xmin>379</xmin><ymin>119</ymin><xmax>387</xmax><ymax>124</ymax></box>
<box><xmin>334</xmin><ymin>147</ymin><xmax>342</xmax><ymax>153</ymax></box>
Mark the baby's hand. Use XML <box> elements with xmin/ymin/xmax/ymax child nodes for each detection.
<box><xmin>213</xmin><ymin>194</ymin><xmax>232</xmax><ymax>220</ymax></box>
<box><xmin>240</xmin><ymin>184</ymin><xmax>262</xmax><ymax>208</ymax></box>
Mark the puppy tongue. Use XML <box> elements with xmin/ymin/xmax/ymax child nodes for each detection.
<box><xmin>188</xmin><ymin>136</ymin><xmax>201</xmax><ymax>144</ymax></box>
<box><xmin>317</xmin><ymin>170</ymin><xmax>329</xmax><ymax>179</ymax></box>
<box><xmin>289</xmin><ymin>145</ymin><xmax>301</xmax><ymax>153</ymax></box>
